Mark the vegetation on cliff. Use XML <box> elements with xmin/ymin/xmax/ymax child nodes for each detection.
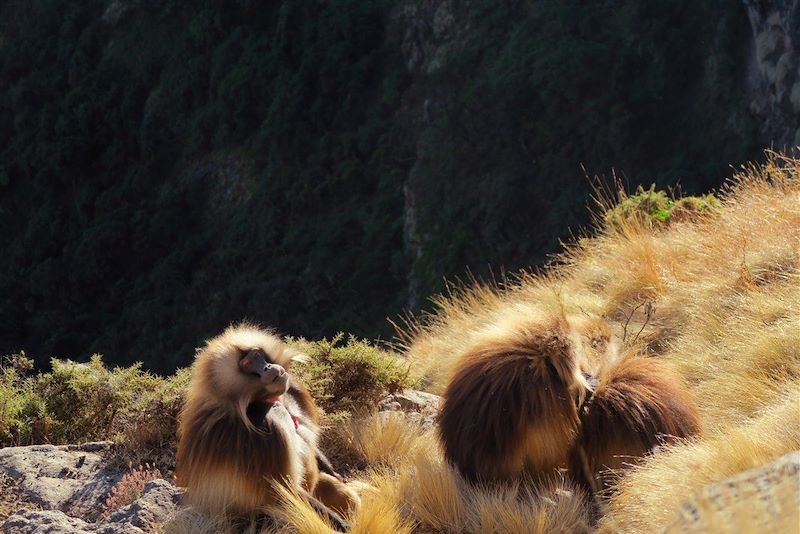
<box><xmin>0</xmin><ymin>0</ymin><xmax>762</xmax><ymax>373</ymax></box>
<box><xmin>2</xmin><ymin>156</ymin><xmax>797</xmax><ymax>532</ymax></box>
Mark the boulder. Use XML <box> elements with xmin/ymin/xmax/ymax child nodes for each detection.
<box><xmin>378</xmin><ymin>389</ymin><xmax>442</xmax><ymax>429</ymax></box>
<box><xmin>96</xmin><ymin>479</ymin><xmax>183</xmax><ymax>533</ymax></box>
<box><xmin>379</xmin><ymin>389</ymin><xmax>441</xmax><ymax>412</ymax></box>
<box><xmin>3</xmin><ymin>510</ymin><xmax>95</xmax><ymax>534</ymax></box>
<box><xmin>0</xmin><ymin>442</ymin><xmax>120</xmax><ymax>520</ymax></box>
<box><xmin>666</xmin><ymin>451</ymin><xmax>800</xmax><ymax>533</ymax></box>
<box><xmin>0</xmin><ymin>442</ymin><xmax>183</xmax><ymax>534</ymax></box>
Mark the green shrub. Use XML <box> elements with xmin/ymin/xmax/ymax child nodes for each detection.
<box><xmin>604</xmin><ymin>185</ymin><xmax>721</xmax><ymax>230</ymax></box>
<box><xmin>36</xmin><ymin>355</ymin><xmax>156</xmax><ymax>444</ymax></box>
<box><xmin>0</xmin><ymin>353</ymin><xmax>45</xmax><ymax>446</ymax></box>
<box><xmin>108</xmin><ymin>367</ymin><xmax>190</xmax><ymax>470</ymax></box>
<box><xmin>604</xmin><ymin>185</ymin><xmax>674</xmax><ymax>229</ymax></box>
<box><xmin>0</xmin><ymin>354</ymin><xmax>186</xmax><ymax>470</ymax></box>
<box><xmin>670</xmin><ymin>194</ymin><xmax>723</xmax><ymax>222</ymax></box>
<box><xmin>0</xmin><ymin>336</ymin><xmax>407</xmax><ymax>469</ymax></box>
<box><xmin>289</xmin><ymin>334</ymin><xmax>412</xmax><ymax>414</ymax></box>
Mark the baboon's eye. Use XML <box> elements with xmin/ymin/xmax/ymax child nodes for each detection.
<box><xmin>239</xmin><ymin>347</ymin><xmax>273</xmax><ymax>364</ymax></box>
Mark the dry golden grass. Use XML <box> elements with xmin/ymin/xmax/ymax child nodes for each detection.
<box><xmin>392</xmin><ymin>154</ymin><xmax>799</xmax><ymax>532</ymax></box>
<box><xmin>598</xmin><ymin>390</ymin><xmax>800</xmax><ymax>533</ymax></box>
<box><xmin>347</xmin><ymin>470</ymin><xmax>415</xmax><ymax>534</ymax></box>
<box><xmin>295</xmin><ymin>414</ymin><xmax>589</xmax><ymax>533</ymax></box>
<box><xmin>163</xmin><ymin>507</ymin><xmax>279</xmax><ymax>534</ymax></box>
<box><xmin>339</xmin><ymin>412</ymin><xmax>438</xmax><ymax>469</ymax></box>
<box><xmin>169</xmin><ymin>155</ymin><xmax>799</xmax><ymax>533</ymax></box>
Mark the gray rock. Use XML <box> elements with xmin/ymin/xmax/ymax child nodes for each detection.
<box><xmin>378</xmin><ymin>389</ymin><xmax>441</xmax><ymax>430</ymax></box>
<box><xmin>396</xmin><ymin>389</ymin><xmax>441</xmax><ymax>410</ymax></box>
<box><xmin>3</xmin><ymin>509</ymin><xmax>95</xmax><ymax>534</ymax></box>
<box><xmin>0</xmin><ymin>443</ymin><xmax>121</xmax><ymax>521</ymax></box>
<box><xmin>432</xmin><ymin>0</ymin><xmax>456</xmax><ymax>40</ymax></box>
<box><xmin>2</xmin><ymin>478</ymin><xmax>183</xmax><ymax>534</ymax></box>
<box><xmin>790</xmin><ymin>80</ymin><xmax>800</xmax><ymax>112</ymax></box>
<box><xmin>0</xmin><ymin>441</ymin><xmax>184</xmax><ymax>533</ymax></box>
<box><xmin>379</xmin><ymin>389</ymin><xmax>441</xmax><ymax>412</ymax></box>
<box><xmin>96</xmin><ymin>479</ymin><xmax>183</xmax><ymax>534</ymax></box>
<box><xmin>394</xmin><ymin>0</ymin><xmax>476</xmax><ymax>75</ymax></box>
<box><xmin>666</xmin><ymin>451</ymin><xmax>800</xmax><ymax>533</ymax></box>
<box><xmin>101</xmin><ymin>1</ymin><xmax>129</xmax><ymax>25</ymax></box>
<box><xmin>743</xmin><ymin>0</ymin><xmax>800</xmax><ymax>148</ymax></box>
<box><xmin>774</xmin><ymin>51</ymin><xmax>795</xmax><ymax>93</ymax></box>
<box><xmin>755</xmin><ymin>26</ymin><xmax>786</xmax><ymax>64</ymax></box>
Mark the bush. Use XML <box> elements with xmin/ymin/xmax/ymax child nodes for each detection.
<box><xmin>604</xmin><ymin>185</ymin><xmax>722</xmax><ymax>230</ymax></box>
<box><xmin>0</xmin><ymin>353</ymin><xmax>47</xmax><ymax>446</ymax></box>
<box><xmin>36</xmin><ymin>355</ymin><xmax>157</xmax><ymax>444</ymax></box>
<box><xmin>0</xmin><ymin>354</ymin><xmax>187</xmax><ymax>471</ymax></box>
<box><xmin>108</xmin><ymin>368</ymin><xmax>190</xmax><ymax>471</ymax></box>
<box><xmin>670</xmin><ymin>194</ymin><xmax>723</xmax><ymax>222</ymax></box>
<box><xmin>289</xmin><ymin>334</ymin><xmax>412</xmax><ymax>414</ymax></box>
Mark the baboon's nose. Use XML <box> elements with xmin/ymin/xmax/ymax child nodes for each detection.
<box><xmin>264</xmin><ymin>363</ymin><xmax>287</xmax><ymax>383</ymax></box>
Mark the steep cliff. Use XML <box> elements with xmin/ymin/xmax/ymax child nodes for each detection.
<box><xmin>0</xmin><ymin>0</ymin><xmax>790</xmax><ymax>371</ymax></box>
<box><xmin>744</xmin><ymin>0</ymin><xmax>800</xmax><ymax>147</ymax></box>
<box><xmin>390</xmin><ymin>0</ymin><xmax>765</xmax><ymax>301</ymax></box>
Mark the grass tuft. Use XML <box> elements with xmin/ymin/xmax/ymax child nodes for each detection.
<box><xmin>102</xmin><ymin>464</ymin><xmax>163</xmax><ymax>517</ymax></box>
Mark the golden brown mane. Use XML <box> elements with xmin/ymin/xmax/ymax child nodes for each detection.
<box><xmin>438</xmin><ymin>313</ymin><xmax>585</xmax><ymax>482</ymax></box>
<box><xmin>175</xmin><ymin>324</ymin><xmax>356</xmax><ymax>529</ymax></box>
<box><xmin>571</xmin><ymin>354</ymin><xmax>701</xmax><ymax>491</ymax></box>
<box><xmin>438</xmin><ymin>312</ymin><xmax>701</xmax><ymax>492</ymax></box>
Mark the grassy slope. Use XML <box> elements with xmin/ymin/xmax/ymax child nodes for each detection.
<box><xmin>270</xmin><ymin>154</ymin><xmax>798</xmax><ymax>534</ymax></box>
<box><xmin>4</xmin><ymin>157</ymin><xmax>798</xmax><ymax>531</ymax></box>
<box><xmin>172</xmin><ymin>157</ymin><xmax>800</xmax><ymax>533</ymax></box>
<box><xmin>392</xmin><ymin>154</ymin><xmax>799</xmax><ymax>533</ymax></box>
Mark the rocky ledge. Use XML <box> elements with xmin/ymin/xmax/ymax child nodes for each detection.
<box><xmin>0</xmin><ymin>442</ymin><xmax>182</xmax><ymax>534</ymax></box>
<box><xmin>0</xmin><ymin>389</ymin><xmax>440</xmax><ymax>533</ymax></box>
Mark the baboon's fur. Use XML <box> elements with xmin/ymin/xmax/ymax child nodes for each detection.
<box><xmin>438</xmin><ymin>311</ymin><xmax>701</xmax><ymax>490</ymax></box>
<box><xmin>438</xmin><ymin>314</ymin><xmax>585</xmax><ymax>482</ymax></box>
<box><xmin>571</xmin><ymin>354</ymin><xmax>701</xmax><ymax>492</ymax></box>
<box><xmin>175</xmin><ymin>324</ymin><xmax>357</xmax><ymax>528</ymax></box>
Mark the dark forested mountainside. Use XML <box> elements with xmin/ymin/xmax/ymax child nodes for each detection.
<box><xmin>0</xmin><ymin>0</ymin><xmax>794</xmax><ymax>372</ymax></box>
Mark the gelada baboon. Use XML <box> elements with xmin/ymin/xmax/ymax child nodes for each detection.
<box><xmin>438</xmin><ymin>313</ymin><xmax>700</xmax><ymax>491</ymax></box>
<box><xmin>176</xmin><ymin>324</ymin><xmax>357</xmax><ymax>531</ymax></box>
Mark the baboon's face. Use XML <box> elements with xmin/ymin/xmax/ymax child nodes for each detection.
<box><xmin>199</xmin><ymin>327</ymin><xmax>297</xmax><ymax>402</ymax></box>
<box><xmin>237</xmin><ymin>347</ymin><xmax>290</xmax><ymax>397</ymax></box>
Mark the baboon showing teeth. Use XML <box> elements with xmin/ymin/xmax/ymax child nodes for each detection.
<box><xmin>175</xmin><ymin>324</ymin><xmax>357</xmax><ymax>532</ymax></box>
